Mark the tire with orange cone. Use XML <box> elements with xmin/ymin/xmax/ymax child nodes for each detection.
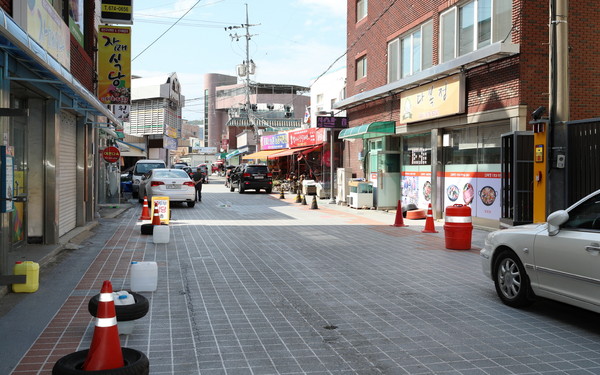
<box><xmin>52</xmin><ymin>280</ymin><xmax>149</xmax><ymax>374</ymax></box>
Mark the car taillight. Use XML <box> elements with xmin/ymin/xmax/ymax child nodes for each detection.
<box><xmin>183</xmin><ymin>181</ymin><xmax>195</xmax><ymax>187</ymax></box>
<box><xmin>266</xmin><ymin>173</ymin><xmax>272</xmax><ymax>177</ymax></box>
<box><xmin>150</xmin><ymin>181</ymin><xmax>164</xmax><ymax>187</ymax></box>
<box><xmin>243</xmin><ymin>173</ymin><xmax>251</xmax><ymax>177</ymax></box>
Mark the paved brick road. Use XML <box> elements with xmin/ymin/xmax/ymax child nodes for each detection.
<box><xmin>5</xmin><ymin>179</ymin><xmax>600</xmax><ymax>374</ymax></box>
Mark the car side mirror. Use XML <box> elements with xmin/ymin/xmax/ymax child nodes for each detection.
<box><xmin>547</xmin><ymin>210</ymin><xmax>569</xmax><ymax>236</ymax></box>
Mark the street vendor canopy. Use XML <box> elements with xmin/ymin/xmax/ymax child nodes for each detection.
<box><xmin>338</xmin><ymin>121</ymin><xmax>396</xmax><ymax>139</ymax></box>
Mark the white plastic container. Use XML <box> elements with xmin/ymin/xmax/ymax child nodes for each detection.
<box><xmin>130</xmin><ymin>261</ymin><xmax>158</xmax><ymax>292</ymax></box>
<box><xmin>153</xmin><ymin>225</ymin><xmax>170</xmax><ymax>244</ymax></box>
<box><xmin>113</xmin><ymin>291</ymin><xmax>136</xmax><ymax>335</ymax></box>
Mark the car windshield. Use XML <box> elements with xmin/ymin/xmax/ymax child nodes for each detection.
<box><xmin>135</xmin><ymin>163</ymin><xmax>165</xmax><ymax>174</ymax></box>
<box><xmin>153</xmin><ymin>170</ymin><xmax>189</xmax><ymax>178</ymax></box>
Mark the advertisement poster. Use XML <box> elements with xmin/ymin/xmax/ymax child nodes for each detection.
<box><xmin>443</xmin><ymin>171</ymin><xmax>501</xmax><ymax>220</ymax></box>
<box><xmin>98</xmin><ymin>26</ymin><xmax>131</xmax><ymax>105</ymax></box>
<box><xmin>151</xmin><ymin>196</ymin><xmax>170</xmax><ymax>224</ymax></box>
<box><xmin>401</xmin><ymin>171</ymin><xmax>432</xmax><ymax>209</ymax></box>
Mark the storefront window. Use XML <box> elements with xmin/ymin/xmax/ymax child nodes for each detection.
<box><xmin>443</xmin><ymin>124</ymin><xmax>508</xmax><ymax>220</ymax></box>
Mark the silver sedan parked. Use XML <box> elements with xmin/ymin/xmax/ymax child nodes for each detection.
<box><xmin>138</xmin><ymin>168</ymin><xmax>197</xmax><ymax>207</ymax></box>
<box><xmin>481</xmin><ymin>188</ymin><xmax>600</xmax><ymax>313</ymax></box>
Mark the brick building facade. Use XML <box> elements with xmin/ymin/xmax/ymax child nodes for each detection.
<box><xmin>336</xmin><ymin>0</ymin><xmax>597</xmax><ymax>227</ymax></box>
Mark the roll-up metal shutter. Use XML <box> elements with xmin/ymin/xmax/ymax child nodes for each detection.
<box><xmin>58</xmin><ymin>111</ymin><xmax>77</xmax><ymax>237</ymax></box>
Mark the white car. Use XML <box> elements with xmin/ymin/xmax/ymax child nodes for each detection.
<box><xmin>481</xmin><ymin>188</ymin><xmax>600</xmax><ymax>313</ymax></box>
<box><xmin>138</xmin><ymin>168</ymin><xmax>197</xmax><ymax>208</ymax></box>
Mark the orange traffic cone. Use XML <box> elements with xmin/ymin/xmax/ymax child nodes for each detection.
<box><xmin>139</xmin><ymin>196</ymin><xmax>151</xmax><ymax>220</ymax></box>
<box><xmin>422</xmin><ymin>203</ymin><xmax>438</xmax><ymax>233</ymax></box>
<box><xmin>151</xmin><ymin>203</ymin><xmax>161</xmax><ymax>226</ymax></box>
<box><xmin>82</xmin><ymin>280</ymin><xmax>124</xmax><ymax>371</ymax></box>
<box><xmin>391</xmin><ymin>200</ymin><xmax>408</xmax><ymax>227</ymax></box>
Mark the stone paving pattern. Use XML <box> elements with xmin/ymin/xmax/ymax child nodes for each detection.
<box><xmin>6</xmin><ymin>180</ymin><xmax>600</xmax><ymax>374</ymax></box>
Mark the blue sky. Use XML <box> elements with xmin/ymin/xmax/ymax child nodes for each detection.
<box><xmin>131</xmin><ymin>0</ymin><xmax>347</xmax><ymax>121</ymax></box>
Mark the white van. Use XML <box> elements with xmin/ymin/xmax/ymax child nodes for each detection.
<box><xmin>132</xmin><ymin>159</ymin><xmax>166</xmax><ymax>197</ymax></box>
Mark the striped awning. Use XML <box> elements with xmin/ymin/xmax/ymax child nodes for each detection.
<box><xmin>226</xmin><ymin>117</ymin><xmax>302</xmax><ymax>129</ymax></box>
<box><xmin>338</xmin><ymin>121</ymin><xmax>396</xmax><ymax>139</ymax></box>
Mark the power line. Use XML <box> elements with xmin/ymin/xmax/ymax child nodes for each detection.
<box><xmin>132</xmin><ymin>0</ymin><xmax>203</xmax><ymax>62</ymax></box>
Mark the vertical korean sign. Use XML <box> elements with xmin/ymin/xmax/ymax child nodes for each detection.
<box><xmin>98</xmin><ymin>26</ymin><xmax>131</xmax><ymax>105</ymax></box>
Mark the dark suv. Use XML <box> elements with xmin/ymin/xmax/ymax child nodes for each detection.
<box><xmin>230</xmin><ymin>164</ymin><xmax>273</xmax><ymax>194</ymax></box>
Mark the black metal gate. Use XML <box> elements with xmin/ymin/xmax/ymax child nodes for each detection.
<box><xmin>500</xmin><ymin>131</ymin><xmax>534</xmax><ymax>227</ymax></box>
<box><xmin>567</xmin><ymin>119</ymin><xmax>600</xmax><ymax>205</ymax></box>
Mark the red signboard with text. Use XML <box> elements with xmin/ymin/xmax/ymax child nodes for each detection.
<box><xmin>288</xmin><ymin>128</ymin><xmax>326</xmax><ymax>148</ymax></box>
<box><xmin>102</xmin><ymin>146</ymin><xmax>120</xmax><ymax>163</ymax></box>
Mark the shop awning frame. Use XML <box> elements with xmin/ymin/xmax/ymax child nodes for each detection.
<box><xmin>267</xmin><ymin>146</ymin><xmax>314</xmax><ymax>159</ymax></box>
<box><xmin>338</xmin><ymin>121</ymin><xmax>396</xmax><ymax>139</ymax></box>
<box><xmin>242</xmin><ymin>149</ymin><xmax>283</xmax><ymax>160</ymax></box>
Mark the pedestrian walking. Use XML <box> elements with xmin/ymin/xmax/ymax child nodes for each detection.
<box><xmin>192</xmin><ymin>167</ymin><xmax>204</xmax><ymax>202</ymax></box>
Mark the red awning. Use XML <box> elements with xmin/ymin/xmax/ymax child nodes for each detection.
<box><xmin>267</xmin><ymin>146</ymin><xmax>313</xmax><ymax>159</ymax></box>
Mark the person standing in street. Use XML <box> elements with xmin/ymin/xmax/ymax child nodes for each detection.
<box><xmin>192</xmin><ymin>167</ymin><xmax>203</xmax><ymax>202</ymax></box>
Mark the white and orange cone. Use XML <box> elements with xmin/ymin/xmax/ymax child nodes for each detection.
<box><xmin>151</xmin><ymin>203</ymin><xmax>161</xmax><ymax>226</ymax></box>
<box><xmin>139</xmin><ymin>196</ymin><xmax>151</xmax><ymax>220</ymax></box>
<box><xmin>422</xmin><ymin>203</ymin><xmax>438</xmax><ymax>233</ymax></box>
<box><xmin>82</xmin><ymin>280</ymin><xmax>124</xmax><ymax>371</ymax></box>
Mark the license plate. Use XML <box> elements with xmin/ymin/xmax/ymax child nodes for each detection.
<box><xmin>254</xmin><ymin>174</ymin><xmax>264</xmax><ymax>179</ymax></box>
<box><xmin>166</xmin><ymin>184</ymin><xmax>179</xmax><ymax>189</ymax></box>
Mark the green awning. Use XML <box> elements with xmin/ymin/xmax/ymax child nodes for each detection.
<box><xmin>338</xmin><ymin>121</ymin><xmax>396</xmax><ymax>139</ymax></box>
<box><xmin>225</xmin><ymin>149</ymin><xmax>241</xmax><ymax>159</ymax></box>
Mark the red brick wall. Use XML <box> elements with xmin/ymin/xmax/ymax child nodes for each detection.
<box><xmin>70</xmin><ymin>0</ymin><xmax>98</xmax><ymax>93</ymax></box>
<box><xmin>0</xmin><ymin>1</ymin><xmax>11</xmax><ymax>15</ymax></box>
<box><xmin>345</xmin><ymin>0</ymin><xmax>600</xmax><ymax>126</ymax></box>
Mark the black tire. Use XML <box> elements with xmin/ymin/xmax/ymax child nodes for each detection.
<box><xmin>88</xmin><ymin>292</ymin><xmax>149</xmax><ymax>321</ymax></box>
<box><xmin>239</xmin><ymin>185</ymin><xmax>245</xmax><ymax>194</ymax></box>
<box><xmin>140</xmin><ymin>223</ymin><xmax>153</xmax><ymax>235</ymax></box>
<box><xmin>266</xmin><ymin>188</ymin><xmax>272</xmax><ymax>194</ymax></box>
<box><xmin>187</xmin><ymin>201</ymin><xmax>196</xmax><ymax>208</ymax></box>
<box><xmin>493</xmin><ymin>250</ymin><xmax>535</xmax><ymax>308</ymax></box>
<box><xmin>52</xmin><ymin>347</ymin><xmax>149</xmax><ymax>375</ymax></box>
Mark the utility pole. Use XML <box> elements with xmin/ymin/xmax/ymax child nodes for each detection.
<box><xmin>547</xmin><ymin>0</ymin><xmax>569</xmax><ymax>213</ymax></box>
<box><xmin>226</xmin><ymin>4</ymin><xmax>259</xmax><ymax>135</ymax></box>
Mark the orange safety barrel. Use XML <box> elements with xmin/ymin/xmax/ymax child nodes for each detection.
<box><xmin>444</xmin><ymin>204</ymin><xmax>473</xmax><ymax>250</ymax></box>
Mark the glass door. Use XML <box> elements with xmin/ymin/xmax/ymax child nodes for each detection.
<box><xmin>11</xmin><ymin>97</ymin><xmax>27</xmax><ymax>245</ymax></box>
<box><xmin>377</xmin><ymin>151</ymin><xmax>401</xmax><ymax>208</ymax></box>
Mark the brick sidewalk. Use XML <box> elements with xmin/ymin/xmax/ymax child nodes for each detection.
<box><xmin>8</xmin><ymin>182</ymin><xmax>600</xmax><ymax>374</ymax></box>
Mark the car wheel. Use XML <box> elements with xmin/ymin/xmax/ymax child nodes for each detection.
<box><xmin>266</xmin><ymin>188</ymin><xmax>272</xmax><ymax>194</ymax></box>
<box><xmin>187</xmin><ymin>201</ymin><xmax>195</xmax><ymax>208</ymax></box>
<box><xmin>494</xmin><ymin>250</ymin><xmax>535</xmax><ymax>308</ymax></box>
<box><xmin>52</xmin><ymin>347</ymin><xmax>149</xmax><ymax>375</ymax></box>
<box><xmin>239</xmin><ymin>185</ymin><xmax>245</xmax><ymax>194</ymax></box>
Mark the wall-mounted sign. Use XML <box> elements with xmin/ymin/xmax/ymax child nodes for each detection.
<box><xmin>14</xmin><ymin>0</ymin><xmax>70</xmax><ymax>68</ymax></box>
<box><xmin>400</xmin><ymin>74</ymin><xmax>465</xmax><ymax>124</ymax></box>
<box><xmin>410</xmin><ymin>149</ymin><xmax>430</xmax><ymax>165</ymax></box>
<box><xmin>98</xmin><ymin>26</ymin><xmax>131</xmax><ymax>105</ymax></box>
<box><xmin>0</xmin><ymin>146</ymin><xmax>14</xmax><ymax>213</ymax></box>
<box><xmin>101</xmin><ymin>0</ymin><xmax>133</xmax><ymax>25</ymax></box>
<box><xmin>102</xmin><ymin>146</ymin><xmax>120</xmax><ymax>163</ymax></box>
<box><xmin>261</xmin><ymin>133</ymin><xmax>288</xmax><ymax>150</ymax></box>
<box><xmin>288</xmin><ymin>128</ymin><xmax>326</xmax><ymax>148</ymax></box>
<box><xmin>316</xmin><ymin>116</ymin><xmax>349</xmax><ymax>128</ymax></box>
